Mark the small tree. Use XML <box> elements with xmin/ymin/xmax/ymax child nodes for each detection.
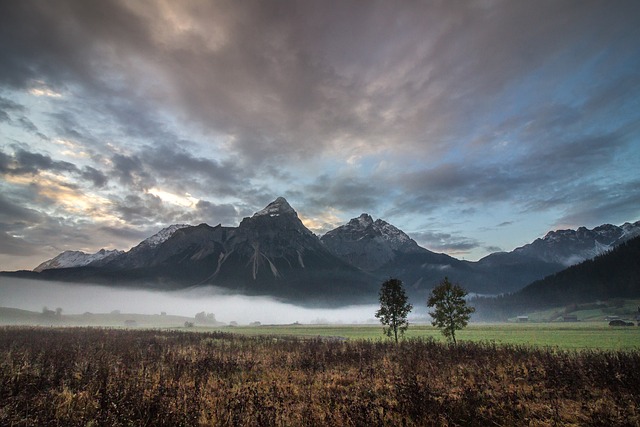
<box><xmin>375</xmin><ymin>278</ymin><xmax>413</xmax><ymax>343</ymax></box>
<box><xmin>427</xmin><ymin>277</ymin><xmax>475</xmax><ymax>344</ymax></box>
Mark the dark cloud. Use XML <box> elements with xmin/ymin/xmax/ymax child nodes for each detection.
<box><xmin>143</xmin><ymin>146</ymin><xmax>248</xmax><ymax>196</ymax></box>
<box><xmin>0</xmin><ymin>232</ymin><xmax>39</xmax><ymax>256</ymax></box>
<box><xmin>303</xmin><ymin>174</ymin><xmax>383</xmax><ymax>213</ymax></box>
<box><xmin>556</xmin><ymin>180</ymin><xmax>640</xmax><ymax>228</ymax></box>
<box><xmin>111</xmin><ymin>153</ymin><xmax>153</xmax><ymax>189</ymax></box>
<box><xmin>411</xmin><ymin>230</ymin><xmax>483</xmax><ymax>254</ymax></box>
<box><xmin>0</xmin><ymin>96</ymin><xmax>25</xmax><ymax>123</ymax></box>
<box><xmin>113</xmin><ymin>194</ymin><xmax>164</xmax><ymax>226</ymax></box>
<box><xmin>0</xmin><ymin>194</ymin><xmax>44</xmax><ymax>225</ymax></box>
<box><xmin>193</xmin><ymin>200</ymin><xmax>237</xmax><ymax>225</ymax></box>
<box><xmin>0</xmin><ymin>147</ymin><xmax>76</xmax><ymax>175</ymax></box>
<box><xmin>80</xmin><ymin>166</ymin><xmax>108</xmax><ymax>188</ymax></box>
<box><xmin>0</xmin><ymin>147</ymin><xmax>108</xmax><ymax>188</ymax></box>
<box><xmin>1</xmin><ymin>1</ymin><xmax>639</xmax><ymax>268</ymax></box>
<box><xmin>98</xmin><ymin>225</ymin><xmax>148</xmax><ymax>242</ymax></box>
<box><xmin>17</xmin><ymin>117</ymin><xmax>39</xmax><ymax>133</ymax></box>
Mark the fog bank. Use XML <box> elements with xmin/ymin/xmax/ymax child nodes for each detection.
<box><xmin>0</xmin><ymin>277</ymin><xmax>381</xmax><ymax>325</ymax></box>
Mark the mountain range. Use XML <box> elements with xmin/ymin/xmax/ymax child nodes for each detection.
<box><xmin>4</xmin><ymin>197</ymin><xmax>639</xmax><ymax>306</ymax></box>
<box><xmin>473</xmin><ymin>234</ymin><xmax>640</xmax><ymax>320</ymax></box>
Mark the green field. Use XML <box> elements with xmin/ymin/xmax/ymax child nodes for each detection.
<box><xmin>3</xmin><ymin>306</ymin><xmax>639</xmax><ymax>351</ymax></box>
<box><xmin>212</xmin><ymin>322</ymin><xmax>640</xmax><ymax>350</ymax></box>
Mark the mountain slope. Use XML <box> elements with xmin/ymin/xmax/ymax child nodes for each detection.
<box><xmin>474</xmin><ymin>235</ymin><xmax>640</xmax><ymax>319</ymax></box>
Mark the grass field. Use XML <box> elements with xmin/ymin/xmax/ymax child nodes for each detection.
<box><xmin>2</xmin><ymin>327</ymin><xmax>639</xmax><ymax>426</ymax></box>
<box><xmin>208</xmin><ymin>321</ymin><xmax>640</xmax><ymax>350</ymax></box>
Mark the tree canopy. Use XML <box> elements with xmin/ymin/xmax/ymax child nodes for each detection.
<box><xmin>427</xmin><ymin>277</ymin><xmax>475</xmax><ymax>344</ymax></box>
<box><xmin>375</xmin><ymin>278</ymin><xmax>413</xmax><ymax>343</ymax></box>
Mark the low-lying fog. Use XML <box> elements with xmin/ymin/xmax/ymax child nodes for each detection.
<box><xmin>0</xmin><ymin>277</ymin><xmax>385</xmax><ymax>325</ymax></box>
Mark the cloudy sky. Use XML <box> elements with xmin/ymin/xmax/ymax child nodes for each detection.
<box><xmin>1</xmin><ymin>0</ymin><xmax>639</xmax><ymax>271</ymax></box>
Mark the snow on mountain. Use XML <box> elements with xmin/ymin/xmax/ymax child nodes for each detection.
<box><xmin>33</xmin><ymin>224</ymin><xmax>191</xmax><ymax>272</ymax></box>
<box><xmin>136</xmin><ymin>224</ymin><xmax>191</xmax><ymax>249</ymax></box>
<box><xmin>323</xmin><ymin>214</ymin><xmax>421</xmax><ymax>252</ymax></box>
<box><xmin>252</xmin><ymin>197</ymin><xmax>296</xmax><ymax>218</ymax></box>
<box><xmin>321</xmin><ymin>214</ymin><xmax>425</xmax><ymax>271</ymax></box>
<box><xmin>373</xmin><ymin>218</ymin><xmax>419</xmax><ymax>251</ymax></box>
<box><xmin>513</xmin><ymin>221</ymin><xmax>640</xmax><ymax>266</ymax></box>
<box><xmin>34</xmin><ymin>249</ymin><xmax>124</xmax><ymax>272</ymax></box>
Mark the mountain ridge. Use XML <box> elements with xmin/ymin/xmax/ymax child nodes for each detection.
<box><xmin>9</xmin><ymin>197</ymin><xmax>640</xmax><ymax>306</ymax></box>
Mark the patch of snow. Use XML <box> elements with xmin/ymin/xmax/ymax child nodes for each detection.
<box><xmin>253</xmin><ymin>197</ymin><xmax>296</xmax><ymax>217</ymax></box>
<box><xmin>34</xmin><ymin>248</ymin><xmax>124</xmax><ymax>272</ymax></box>
<box><xmin>138</xmin><ymin>224</ymin><xmax>191</xmax><ymax>248</ymax></box>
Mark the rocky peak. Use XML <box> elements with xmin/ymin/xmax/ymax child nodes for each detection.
<box><xmin>252</xmin><ymin>197</ymin><xmax>297</xmax><ymax>218</ymax></box>
<box><xmin>347</xmin><ymin>213</ymin><xmax>374</xmax><ymax>228</ymax></box>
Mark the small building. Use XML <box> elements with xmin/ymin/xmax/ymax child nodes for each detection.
<box><xmin>563</xmin><ymin>314</ymin><xmax>578</xmax><ymax>322</ymax></box>
<box><xmin>517</xmin><ymin>316</ymin><xmax>529</xmax><ymax>323</ymax></box>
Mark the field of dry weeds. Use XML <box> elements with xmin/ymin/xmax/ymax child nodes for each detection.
<box><xmin>1</xmin><ymin>327</ymin><xmax>638</xmax><ymax>426</ymax></box>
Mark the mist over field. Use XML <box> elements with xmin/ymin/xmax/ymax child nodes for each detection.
<box><xmin>0</xmin><ymin>277</ymin><xmax>380</xmax><ymax>325</ymax></box>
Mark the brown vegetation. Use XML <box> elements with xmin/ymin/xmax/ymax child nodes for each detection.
<box><xmin>1</xmin><ymin>327</ymin><xmax>639</xmax><ymax>426</ymax></box>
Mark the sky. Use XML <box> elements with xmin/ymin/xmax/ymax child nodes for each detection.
<box><xmin>1</xmin><ymin>0</ymin><xmax>639</xmax><ymax>271</ymax></box>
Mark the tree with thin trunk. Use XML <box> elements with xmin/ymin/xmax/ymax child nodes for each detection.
<box><xmin>375</xmin><ymin>278</ymin><xmax>413</xmax><ymax>343</ymax></box>
<box><xmin>427</xmin><ymin>277</ymin><xmax>475</xmax><ymax>344</ymax></box>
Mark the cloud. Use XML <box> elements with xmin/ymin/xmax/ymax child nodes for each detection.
<box><xmin>410</xmin><ymin>230</ymin><xmax>484</xmax><ymax>254</ymax></box>
<box><xmin>555</xmin><ymin>180</ymin><xmax>640</xmax><ymax>228</ymax></box>
<box><xmin>193</xmin><ymin>200</ymin><xmax>237</xmax><ymax>225</ymax></box>
<box><xmin>0</xmin><ymin>232</ymin><xmax>40</xmax><ymax>256</ymax></box>
<box><xmin>0</xmin><ymin>193</ymin><xmax>44</xmax><ymax>225</ymax></box>
<box><xmin>1</xmin><ymin>0</ymin><xmax>640</xmax><ymax>268</ymax></box>
<box><xmin>80</xmin><ymin>166</ymin><xmax>108</xmax><ymax>188</ymax></box>
<box><xmin>0</xmin><ymin>147</ymin><xmax>108</xmax><ymax>189</ymax></box>
<box><xmin>303</xmin><ymin>174</ymin><xmax>384</xmax><ymax>214</ymax></box>
<box><xmin>110</xmin><ymin>153</ymin><xmax>152</xmax><ymax>189</ymax></box>
<box><xmin>143</xmin><ymin>145</ymin><xmax>249</xmax><ymax>197</ymax></box>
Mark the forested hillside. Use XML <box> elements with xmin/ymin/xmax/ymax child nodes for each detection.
<box><xmin>474</xmin><ymin>235</ymin><xmax>640</xmax><ymax>320</ymax></box>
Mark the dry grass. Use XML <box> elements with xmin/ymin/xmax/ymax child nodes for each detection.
<box><xmin>1</xmin><ymin>327</ymin><xmax>638</xmax><ymax>426</ymax></box>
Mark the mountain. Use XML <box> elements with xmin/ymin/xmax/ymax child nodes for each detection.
<box><xmin>321</xmin><ymin>216</ymin><xmax>640</xmax><ymax>297</ymax></box>
<box><xmin>10</xmin><ymin>197</ymin><xmax>640</xmax><ymax>306</ymax></box>
<box><xmin>470</xmin><ymin>221</ymin><xmax>640</xmax><ymax>294</ymax></box>
<box><xmin>321</xmin><ymin>214</ymin><xmax>487</xmax><ymax>297</ymax></box>
<box><xmin>486</xmin><ymin>221</ymin><xmax>640</xmax><ymax>267</ymax></box>
<box><xmin>34</xmin><ymin>249</ymin><xmax>124</xmax><ymax>272</ymax></box>
<box><xmin>473</xmin><ymin>235</ymin><xmax>640</xmax><ymax>320</ymax></box>
<box><xmin>321</xmin><ymin>214</ymin><xmax>425</xmax><ymax>271</ymax></box>
<box><xmin>16</xmin><ymin>198</ymin><xmax>374</xmax><ymax>305</ymax></box>
<box><xmin>90</xmin><ymin>224</ymin><xmax>191</xmax><ymax>269</ymax></box>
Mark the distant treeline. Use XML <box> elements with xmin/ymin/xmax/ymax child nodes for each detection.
<box><xmin>473</xmin><ymin>235</ymin><xmax>640</xmax><ymax>320</ymax></box>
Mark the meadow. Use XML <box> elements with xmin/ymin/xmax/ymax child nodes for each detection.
<box><xmin>1</xmin><ymin>326</ymin><xmax>639</xmax><ymax>426</ymax></box>
<box><xmin>223</xmin><ymin>322</ymin><xmax>640</xmax><ymax>351</ymax></box>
